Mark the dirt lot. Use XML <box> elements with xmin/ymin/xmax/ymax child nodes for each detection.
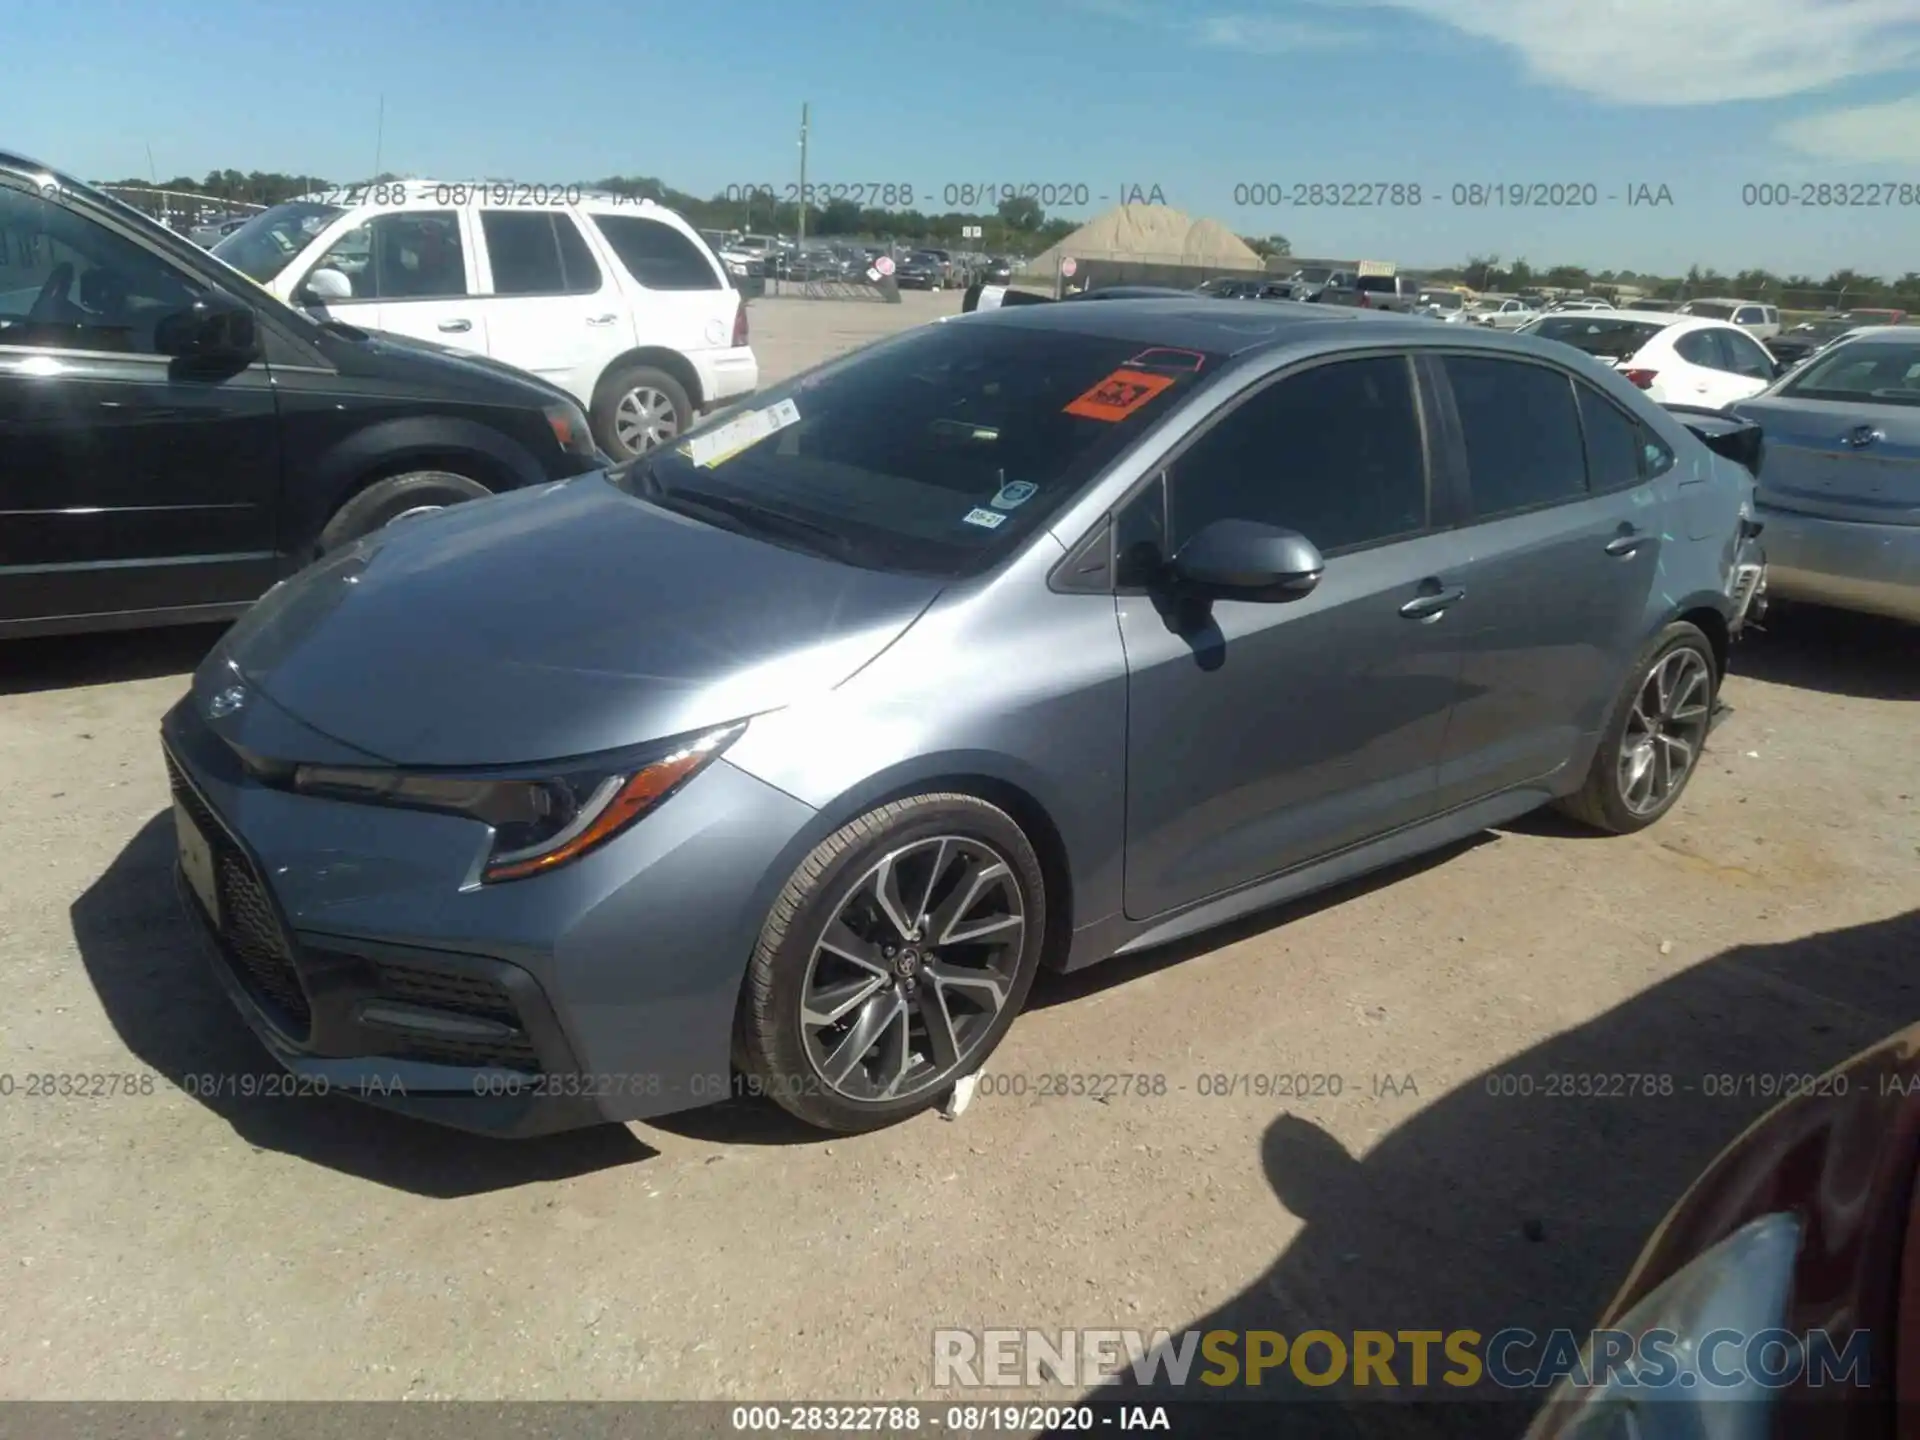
<box><xmin>2</xmin><ymin>288</ymin><xmax>1916</xmax><ymax>1430</ymax></box>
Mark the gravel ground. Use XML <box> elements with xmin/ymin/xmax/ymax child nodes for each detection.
<box><xmin>1</xmin><ymin>288</ymin><xmax>1915</xmax><ymax>1433</ymax></box>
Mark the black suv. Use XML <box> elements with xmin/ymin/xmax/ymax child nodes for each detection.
<box><xmin>0</xmin><ymin>154</ymin><xmax>606</xmax><ymax>639</ymax></box>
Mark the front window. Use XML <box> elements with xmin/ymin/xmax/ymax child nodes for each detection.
<box><xmin>211</xmin><ymin>200</ymin><xmax>343</xmax><ymax>283</ymax></box>
<box><xmin>0</xmin><ymin>185</ymin><xmax>213</xmax><ymax>354</ymax></box>
<box><xmin>1782</xmin><ymin>339</ymin><xmax>1920</xmax><ymax>406</ymax></box>
<box><xmin>609</xmin><ymin>322</ymin><xmax>1221</xmax><ymax>579</ymax></box>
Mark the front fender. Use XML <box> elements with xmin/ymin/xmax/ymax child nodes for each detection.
<box><xmin>282</xmin><ymin>415</ymin><xmax>555</xmax><ymax>561</ymax></box>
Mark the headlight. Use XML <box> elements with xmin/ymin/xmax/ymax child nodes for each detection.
<box><xmin>1524</xmin><ymin>1211</ymin><xmax>1801</xmax><ymax>1439</ymax></box>
<box><xmin>291</xmin><ymin>721</ymin><xmax>745</xmax><ymax>883</ymax></box>
<box><xmin>542</xmin><ymin>400</ymin><xmax>596</xmax><ymax>459</ymax></box>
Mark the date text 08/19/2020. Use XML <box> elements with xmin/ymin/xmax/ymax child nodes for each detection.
<box><xmin>718</xmin><ymin>183</ymin><xmax>1167</xmax><ymax>209</ymax></box>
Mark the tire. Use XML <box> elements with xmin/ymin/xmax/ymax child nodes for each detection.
<box><xmin>739</xmin><ymin>793</ymin><xmax>1047</xmax><ymax>1132</ymax></box>
<box><xmin>1557</xmin><ymin>621</ymin><xmax>1718</xmax><ymax>835</ymax></box>
<box><xmin>592</xmin><ymin>364</ymin><xmax>692</xmax><ymax>462</ymax></box>
<box><xmin>316</xmin><ymin>470</ymin><xmax>492</xmax><ymax>555</ymax></box>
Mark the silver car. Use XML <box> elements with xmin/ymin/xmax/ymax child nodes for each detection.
<box><xmin>1732</xmin><ymin>328</ymin><xmax>1920</xmax><ymax>623</ymax></box>
<box><xmin>162</xmin><ymin>301</ymin><xmax>1764</xmax><ymax>1136</ymax></box>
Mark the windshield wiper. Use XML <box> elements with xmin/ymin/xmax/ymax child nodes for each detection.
<box><xmin>651</xmin><ymin>485</ymin><xmax>858</xmax><ymax>563</ymax></box>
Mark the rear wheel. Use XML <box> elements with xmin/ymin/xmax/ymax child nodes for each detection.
<box><xmin>316</xmin><ymin>470</ymin><xmax>491</xmax><ymax>555</ymax></box>
<box><xmin>1558</xmin><ymin>622</ymin><xmax>1717</xmax><ymax>834</ymax></box>
<box><xmin>592</xmin><ymin>364</ymin><xmax>692</xmax><ymax>461</ymax></box>
<box><xmin>739</xmin><ymin>794</ymin><xmax>1046</xmax><ymax>1132</ymax></box>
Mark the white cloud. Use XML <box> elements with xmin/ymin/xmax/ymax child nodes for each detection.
<box><xmin>1776</xmin><ymin>91</ymin><xmax>1920</xmax><ymax>160</ymax></box>
<box><xmin>1195</xmin><ymin>12</ymin><xmax>1364</xmax><ymax>51</ymax></box>
<box><xmin>1362</xmin><ymin>0</ymin><xmax>1920</xmax><ymax>104</ymax></box>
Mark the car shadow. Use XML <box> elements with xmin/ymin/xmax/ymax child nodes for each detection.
<box><xmin>69</xmin><ymin>812</ymin><xmax>654</xmax><ymax>1196</ymax></box>
<box><xmin>1731</xmin><ymin>603</ymin><xmax>1918</xmax><ymax>701</ymax></box>
<box><xmin>1028</xmin><ymin>834</ymin><xmax>1496</xmax><ymax>1011</ymax></box>
<box><xmin>650</xmin><ymin>838</ymin><xmax>1499</xmax><ymax>1148</ymax></box>
<box><xmin>1079</xmin><ymin>905</ymin><xmax>1920</xmax><ymax>1437</ymax></box>
<box><xmin>0</xmin><ymin>622</ymin><xmax>229</xmax><ymax>697</ymax></box>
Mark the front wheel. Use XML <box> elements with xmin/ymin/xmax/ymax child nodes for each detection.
<box><xmin>738</xmin><ymin>794</ymin><xmax>1047</xmax><ymax>1132</ymax></box>
<box><xmin>316</xmin><ymin>470</ymin><xmax>492</xmax><ymax>555</ymax></box>
<box><xmin>1557</xmin><ymin>622</ymin><xmax>1718</xmax><ymax>834</ymax></box>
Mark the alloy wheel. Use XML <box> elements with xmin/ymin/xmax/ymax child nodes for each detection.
<box><xmin>799</xmin><ymin>836</ymin><xmax>1025</xmax><ymax>1103</ymax></box>
<box><xmin>614</xmin><ymin>386</ymin><xmax>680</xmax><ymax>453</ymax></box>
<box><xmin>1617</xmin><ymin>647</ymin><xmax>1712</xmax><ymax>816</ymax></box>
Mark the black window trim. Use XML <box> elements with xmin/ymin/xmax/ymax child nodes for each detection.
<box><xmin>1425</xmin><ymin>348</ymin><xmax>1606</xmax><ymax>523</ymax></box>
<box><xmin>298</xmin><ymin>209</ymin><xmax>472</xmax><ymax>306</ymax></box>
<box><xmin>1571</xmin><ymin>375</ymin><xmax>1664</xmax><ymax>495</ymax></box>
<box><xmin>588</xmin><ymin>211</ymin><xmax>727</xmax><ymax>292</ymax></box>
<box><xmin>477</xmin><ymin>209</ymin><xmax>603</xmax><ymax>298</ymax></box>
<box><xmin>1080</xmin><ymin>348</ymin><xmax>1444</xmax><ymax>596</ymax></box>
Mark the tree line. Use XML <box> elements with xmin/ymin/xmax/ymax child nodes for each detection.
<box><xmin>95</xmin><ymin>169</ymin><xmax>1917</xmax><ymax>310</ymax></box>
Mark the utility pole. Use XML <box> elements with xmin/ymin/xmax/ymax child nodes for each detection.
<box><xmin>796</xmin><ymin>101</ymin><xmax>809</xmax><ymax>247</ymax></box>
<box><xmin>374</xmin><ymin>94</ymin><xmax>385</xmax><ymax>180</ymax></box>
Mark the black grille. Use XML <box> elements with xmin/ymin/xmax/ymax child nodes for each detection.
<box><xmin>367</xmin><ymin>960</ymin><xmax>542</xmax><ymax>1073</ymax></box>
<box><xmin>166</xmin><ymin>749</ymin><xmax>313</xmax><ymax>1035</ymax></box>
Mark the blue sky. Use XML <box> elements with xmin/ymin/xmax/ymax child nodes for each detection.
<box><xmin>7</xmin><ymin>0</ymin><xmax>1919</xmax><ymax>276</ymax></box>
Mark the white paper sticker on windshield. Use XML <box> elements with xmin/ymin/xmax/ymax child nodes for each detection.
<box><xmin>680</xmin><ymin>399</ymin><xmax>802</xmax><ymax>468</ymax></box>
<box><xmin>962</xmin><ymin>507</ymin><xmax>1007</xmax><ymax>529</ymax></box>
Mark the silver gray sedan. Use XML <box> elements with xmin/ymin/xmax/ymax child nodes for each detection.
<box><xmin>1733</xmin><ymin>328</ymin><xmax>1920</xmax><ymax>624</ymax></box>
<box><xmin>162</xmin><ymin>300</ymin><xmax>1764</xmax><ymax>1136</ymax></box>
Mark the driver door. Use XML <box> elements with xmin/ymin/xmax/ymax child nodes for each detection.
<box><xmin>0</xmin><ymin>179</ymin><xmax>281</xmax><ymax>628</ymax></box>
<box><xmin>1117</xmin><ymin>353</ymin><xmax>1472</xmax><ymax>920</ymax></box>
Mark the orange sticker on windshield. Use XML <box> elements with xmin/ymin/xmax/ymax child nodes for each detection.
<box><xmin>1064</xmin><ymin>368</ymin><xmax>1177</xmax><ymax>422</ymax></box>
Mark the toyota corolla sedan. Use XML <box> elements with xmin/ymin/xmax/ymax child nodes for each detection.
<box><xmin>163</xmin><ymin>300</ymin><xmax>1765</xmax><ymax>1137</ymax></box>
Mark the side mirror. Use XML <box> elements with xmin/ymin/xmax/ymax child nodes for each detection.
<box><xmin>154</xmin><ymin>293</ymin><xmax>258</xmax><ymax>364</ymax></box>
<box><xmin>1167</xmin><ymin>519</ymin><xmax>1325</xmax><ymax>603</ymax></box>
<box><xmin>301</xmin><ymin>267</ymin><xmax>354</xmax><ymax>304</ymax></box>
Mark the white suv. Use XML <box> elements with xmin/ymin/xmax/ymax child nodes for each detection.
<box><xmin>213</xmin><ymin>183</ymin><xmax>758</xmax><ymax>458</ymax></box>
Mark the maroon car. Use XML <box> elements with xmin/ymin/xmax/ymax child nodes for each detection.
<box><xmin>1525</xmin><ymin>1026</ymin><xmax>1920</xmax><ymax>1437</ymax></box>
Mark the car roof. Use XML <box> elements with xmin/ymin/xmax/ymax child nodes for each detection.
<box><xmin>1821</xmin><ymin>326</ymin><xmax>1915</xmax><ymax>345</ymax></box>
<box><xmin>965</xmin><ymin>295</ymin><xmax>1596</xmax><ymax>361</ymax></box>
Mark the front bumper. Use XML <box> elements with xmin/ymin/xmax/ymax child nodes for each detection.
<box><xmin>159</xmin><ymin>696</ymin><xmax>818</xmax><ymax>1136</ymax></box>
<box><xmin>1755</xmin><ymin>504</ymin><xmax>1920</xmax><ymax>624</ymax></box>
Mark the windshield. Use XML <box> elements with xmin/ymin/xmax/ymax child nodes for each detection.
<box><xmin>1680</xmin><ymin>300</ymin><xmax>1735</xmax><ymax>319</ymax></box>
<box><xmin>1420</xmin><ymin>292</ymin><xmax>1462</xmax><ymax>309</ymax></box>
<box><xmin>212</xmin><ymin>201</ymin><xmax>343</xmax><ymax>283</ymax></box>
<box><xmin>1293</xmin><ymin>267</ymin><xmax>1332</xmax><ymax>284</ymax></box>
<box><xmin>1781</xmin><ymin>339</ymin><xmax>1920</xmax><ymax>406</ymax></box>
<box><xmin>609</xmin><ymin>321</ymin><xmax>1220</xmax><ymax>579</ymax></box>
<box><xmin>1524</xmin><ymin>316</ymin><xmax>1668</xmax><ymax>358</ymax></box>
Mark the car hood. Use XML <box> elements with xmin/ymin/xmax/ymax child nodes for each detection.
<box><xmin>217</xmin><ymin>475</ymin><xmax>944</xmax><ymax>767</ymax></box>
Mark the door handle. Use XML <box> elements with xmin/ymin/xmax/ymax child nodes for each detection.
<box><xmin>1604</xmin><ymin>532</ymin><xmax>1646</xmax><ymax>557</ymax></box>
<box><xmin>586</xmin><ymin>314</ymin><xmax>618</xmax><ymax>325</ymax></box>
<box><xmin>437</xmin><ymin>319</ymin><xmax>472</xmax><ymax>333</ymax></box>
<box><xmin>1399</xmin><ymin>586</ymin><xmax>1466</xmax><ymax>619</ymax></box>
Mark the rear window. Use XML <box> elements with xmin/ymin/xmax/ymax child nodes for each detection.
<box><xmin>1782</xmin><ymin>339</ymin><xmax>1920</xmax><ymax>407</ymax></box>
<box><xmin>1526</xmin><ymin>316</ymin><xmax>1668</xmax><ymax>360</ymax></box>
<box><xmin>611</xmin><ymin>322</ymin><xmax>1221</xmax><ymax>579</ymax></box>
<box><xmin>1357</xmin><ymin>275</ymin><xmax>1397</xmax><ymax>293</ymax></box>
<box><xmin>594</xmin><ymin>215</ymin><xmax>722</xmax><ymax>290</ymax></box>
